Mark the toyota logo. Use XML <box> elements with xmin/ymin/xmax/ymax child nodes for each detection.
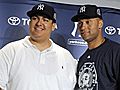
<box><xmin>105</xmin><ymin>26</ymin><xmax>116</xmax><ymax>35</ymax></box>
<box><xmin>8</xmin><ymin>16</ymin><xmax>20</xmax><ymax>25</ymax></box>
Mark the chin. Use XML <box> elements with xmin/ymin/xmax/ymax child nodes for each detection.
<box><xmin>83</xmin><ymin>37</ymin><xmax>92</xmax><ymax>43</ymax></box>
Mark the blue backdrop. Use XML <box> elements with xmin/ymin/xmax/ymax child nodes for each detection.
<box><xmin>0</xmin><ymin>0</ymin><xmax>120</xmax><ymax>59</ymax></box>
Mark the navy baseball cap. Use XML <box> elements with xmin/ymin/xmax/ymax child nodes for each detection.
<box><xmin>71</xmin><ymin>5</ymin><xmax>102</xmax><ymax>22</ymax></box>
<box><xmin>27</xmin><ymin>3</ymin><xmax>56</xmax><ymax>23</ymax></box>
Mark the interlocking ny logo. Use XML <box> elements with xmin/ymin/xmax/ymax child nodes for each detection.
<box><xmin>79</xmin><ymin>6</ymin><xmax>86</xmax><ymax>13</ymax></box>
<box><xmin>97</xmin><ymin>9</ymin><xmax>101</xmax><ymax>16</ymax></box>
<box><xmin>37</xmin><ymin>4</ymin><xmax>44</xmax><ymax>10</ymax></box>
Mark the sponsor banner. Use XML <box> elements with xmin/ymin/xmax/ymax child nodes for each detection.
<box><xmin>0</xmin><ymin>1</ymin><xmax>120</xmax><ymax>59</ymax></box>
<box><xmin>102</xmin><ymin>8</ymin><xmax>120</xmax><ymax>44</ymax></box>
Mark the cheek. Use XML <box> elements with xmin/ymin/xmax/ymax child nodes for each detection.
<box><xmin>90</xmin><ymin>23</ymin><xmax>98</xmax><ymax>30</ymax></box>
<box><xmin>91</xmin><ymin>29</ymin><xmax>99</xmax><ymax>37</ymax></box>
<box><xmin>29</xmin><ymin>23</ymin><xmax>35</xmax><ymax>33</ymax></box>
<box><xmin>89</xmin><ymin>26</ymin><xmax>98</xmax><ymax>35</ymax></box>
<box><xmin>30</xmin><ymin>20</ymin><xmax>37</xmax><ymax>25</ymax></box>
<box><xmin>45</xmin><ymin>24</ymin><xmax>53</xmax><ymax>30</ymax></box>
<box><xmin>29</xmin><ymin>24</ymin><xmax>33</xmax><ymax>32</ymax></box>
<box><xmin>77</xmin><ymin>26</ymin><xmax>82</xmax><ymax>32</ymax></box>
<box><xmin>29</xmin><ymin>22</ymin><xmax>33</xmax><ymax>28</ymax></box>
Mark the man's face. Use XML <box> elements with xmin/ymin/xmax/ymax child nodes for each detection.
<box><xmin>77</xmin><ymin>18</ymin><xmax>102</xmax><ymax>42</ymax></box>
<box><xmin>29</xmin><ymin>15</ymin><xmax>55</xmax><ymax>42</ymax></box>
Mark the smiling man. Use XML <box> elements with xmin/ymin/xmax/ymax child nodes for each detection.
<box><xmin>0</xmin><ymin>3</ymin><xmax>77</xmax><ymax>90</ymax></box>
<box><xmin>71</xmin><ymin>4</ymin><xmax>120</xmax><ymax>90</ymax></box>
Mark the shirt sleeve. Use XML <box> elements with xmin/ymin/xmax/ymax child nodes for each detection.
<box><xmin>114</xmin><ymin>48</ymin><xmax>120</xmax><ymax>88</ymax></box>
<box><xmin>64</xmin><ymin>50</ymin><xmax>78</xmax><ymax>88</ymax></box>
<box><xmin>0</xmin><ymin>44</ymin><xmax>14</xmax><ymax>89</ymax></box>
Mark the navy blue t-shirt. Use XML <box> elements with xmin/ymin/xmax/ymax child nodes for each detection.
<box><xmin>75</xmin><ymin>38</ymin><xmax>120</xmax><ymax>90</ymax></box>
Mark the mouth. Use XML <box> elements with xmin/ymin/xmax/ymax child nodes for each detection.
<box><xmin>81</xmin><ymin>31</ymin><xmax>90</xmax><ymax>36</ymax></box>
<box><xmin>34</xmin><ymin>27</ymin><xmax>44</xmax><ymax>31</ymax></box>
<box><xmin>81</xmin><ymin>32</ymin><xmax>87</xmax><ymax>35</ymax></box>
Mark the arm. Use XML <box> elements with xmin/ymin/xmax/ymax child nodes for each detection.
<box><xmin>0</xmin><ymin>47</ymin><xmax>12</xmax><ymax>90</ymax></box>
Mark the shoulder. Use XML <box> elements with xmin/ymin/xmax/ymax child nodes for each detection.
<box><xmin>0</xmin><ymin>38</ymin><xmax>25</xmax><ymax>54</ymax></box>
<box><xmin>52</xmin><ymin>41</ymin><xmax>71</xmax><ymax>55</ymax></box>
<box><xmin>106</xmin><ymin>38</ymin><xmax>120</xmax><ymax>50</ymax></box>
<box><xmin>52</xmin><ymin>40</ymin><xmax>77</xmax><ymax>62</ymax></box>
<box><xmin>104</xmin><ymin>38</ymin><xmax>120</xmax><ymax>61</ymax></box>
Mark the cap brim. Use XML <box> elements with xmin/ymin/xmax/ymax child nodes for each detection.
<box><xmin>71</xmin><ymin>15</ymin><xmax>80</xmax><ymax>22</ymax></box>
<box><xmin>71</xmin><ymin>14</ymin><xmax>96</xmax><ymax>22</ymax></box>
<box><xmin>71</xmin><ymin>13</ymin><xmax>102</xmax><ymax>22</ymax></box>
<box><xmin>27</xmin><ymin>10</ymin><xmax>56</xmax><ymax>22</ymax></box>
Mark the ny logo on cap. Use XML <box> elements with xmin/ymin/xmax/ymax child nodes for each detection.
<box><xmin>54</xmin><ymin>13</ymin><xmax>56</xmax><ymax>20</ymax></box>
<box><xmin>37</xmin><ymin>4</ymin><xmax>44</xmax><ymax>11</ymax></box>
<box><xmin>79</xmin><ymin>6</ymin><xmax>86</xmax><ymax>13</ymax></box>
<box><xmin>97</xmin><ymin>9</ymin><xmax>101</xmax><ymax>16</ymax></box>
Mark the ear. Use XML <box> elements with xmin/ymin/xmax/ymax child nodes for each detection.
<box><xmin>98</xmin><ymin>19</ymin><xmax>103</xmax><ymax>29</ymax></box>
<box><xmin>52</xmin><ymin>23</ymin><xmax>57</xmax><ymax>31</ymax></box>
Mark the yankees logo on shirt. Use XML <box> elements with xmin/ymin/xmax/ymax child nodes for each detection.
<box><xmin>78</xmin><ymin>62</ymin><xmax>98</xmax><ymax>90</ymax></box>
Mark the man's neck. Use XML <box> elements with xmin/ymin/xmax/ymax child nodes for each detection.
<box><xmin>88</xmin><ymin>37</ymin><xmax>105</xmax><ymax>50</ymax></box>
<box><xmin>29</xmin><ymin>37</ymin><xmax>51</xmax><ymax>51</ymax></box>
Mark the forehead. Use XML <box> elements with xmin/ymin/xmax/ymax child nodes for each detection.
<box><xmin>78</xmin><ymin>18</ymin><xmax>100</xmax><ymax>22</ymax></box>
<box><xmin>79</xmin><ymin>18</ymin><xmax>92</xmax><ymax>22</ymax></box>
<box><xmin>31</xmin><ymin>15</ymin><xmax>48</xmax><ymax>19</ymax></box>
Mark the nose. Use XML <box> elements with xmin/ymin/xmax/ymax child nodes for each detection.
<box><xmin>78</xmin><ymin>22</ymin><xmax>88</xmax><ymax>34</ymax></box>
<box><xmin>80</xmin><ymin>22</ymin><xmax>86</xmax><ymax>30</ymax></box>
<box><xmin>36</xmin><ymin>18</ymin><xmax>43</xmax><ymax>26</ymax></box>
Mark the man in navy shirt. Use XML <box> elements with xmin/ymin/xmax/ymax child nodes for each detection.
<box><xmin>71</xmin><ymin>4</ymin><xmax>120</xmax><ymax>90</ymax></box>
